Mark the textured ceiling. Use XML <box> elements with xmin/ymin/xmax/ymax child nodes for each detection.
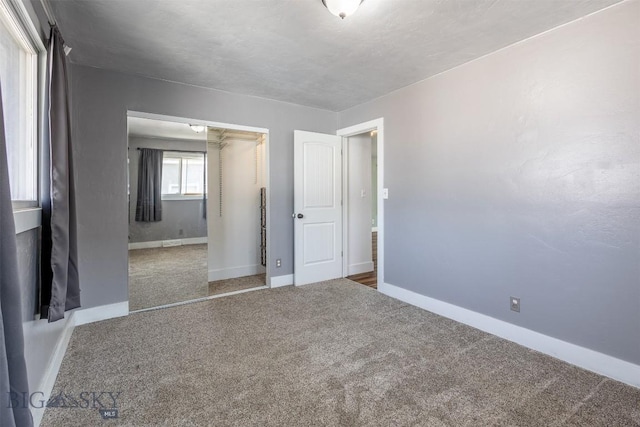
<box><xmin>50</xmin><ymin>0</ymin><xmax>622</xmax><ymax>111</ymax></box>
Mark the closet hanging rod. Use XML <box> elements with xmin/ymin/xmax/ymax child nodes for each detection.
<box><xmin>134</xmin><ymin>148</ymin><xmax>206</xmax><ymax>154</ymax></box>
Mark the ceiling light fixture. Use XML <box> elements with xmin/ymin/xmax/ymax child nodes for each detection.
<box><xmin>322</xmin><ymin>0</ymin><xmax>364</xmax><ymax>19</ymax></box>
<box><xmin>189</xmin><ymin>124</ymin><xmax>205</xmax><ymax>133</ymax></box>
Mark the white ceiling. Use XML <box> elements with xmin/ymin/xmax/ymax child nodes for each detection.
<box><xmin>128</xmin><ymin>117</ymin><xmax>206</xmax><ymax>141</ymax></box>
<box><xmin>50</xmin><ymin>0</ymin><xmax>622</xmax><ymax>111</ymax></box>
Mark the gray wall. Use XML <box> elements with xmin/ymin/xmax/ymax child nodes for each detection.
<box><xmin>338</xmin><ymin>1</ymin><xmax>640</xmax><ymax>364</ymax></box>
<box><xmin>128</xmin><ymin>136</ymin><xmax>207</xmax><ymax>243</ymax></box>
<box><xmin>18</xmin><ymin>229</ymin><xmax>67</xmax><ymax>394</ymax></box>
<box><xmin>17</xmin><ymin>231</ymin><xmax>39</xmax><ymax>335</ymax></box>
<box><xmin>70</xmin><ymin>64</ymin><xmax>336</xmax><ymax>309</ymax></box>
<box><xmin>16</xmin><ymin>229</ymin><xmax>67</xmax><ymax>394</ymax></box>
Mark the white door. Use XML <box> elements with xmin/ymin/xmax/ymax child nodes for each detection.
<box><xmin>294</xmin><ymin>130</ymin><xmax>343</xmax><ymax>285</ymax></box>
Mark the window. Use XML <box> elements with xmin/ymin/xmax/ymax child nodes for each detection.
<box><xmin>161</xmin><ymin>152</ymin><xmax>206</xmax><ymax>199</ymax></box>
<box><xmin>0</xmin><ymin>0</ymin><xmax>41</xmax><ymax>207</ymax></box>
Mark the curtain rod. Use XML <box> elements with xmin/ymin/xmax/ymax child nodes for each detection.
<box><xmin>135</xmin><ymin>148</ymin><xmax>206</xmax><ymax>154</ymax></box>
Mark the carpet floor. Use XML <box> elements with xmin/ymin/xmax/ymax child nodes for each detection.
<box><xmin>128</xmin><ymin>245</ymin><xmax>209</xmax><ymax>311</ymax></box>
<box><xmin>42</xmin><ymin>280</ymin><xmax>640</xmax><ymax>426</ymax></box>
<box><xmin>129</xmin><ymin>245</ymin><xmax>265</xmax><ymax>311</ymax></box>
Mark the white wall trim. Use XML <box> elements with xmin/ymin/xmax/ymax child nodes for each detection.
<box><xmin>14</xmin><ymin>207</ymin><xmax>41</xmax><ymax>234</ymax></box>
<box><xmin>270</xmin><ymin>274</ymin><xmax>293</xmax><ymax>288</ymax></box>
<box><xmin>31</xmin><ymin>316</ymin><xmax>74</xmax><ymax>427</ymax></box>
<box><xmin>72</xmin><ymin>301</ymin><xmax>129</xmax><ymax>326</ymax></box>
<box><xmin>208</xmin><ymin>264</ymin><xmax>265</xmax><ymax>282</ymax></box>
<box><xmin>337</xmin><ymin>119</ymin><xmax>382</xmax><ymax>137</ymax></box>
<box><xmin>128</xmin><ymin>237</ymin><xmax>207</xmax><ymax>250</ymax></box>
<box><xmin>128</xmin><ymin>110</ymin><xmax>270</xmax><ymax>135</ymax></box>
<box><xmin>348</xmin><ymin>261</ymin><xmax>374</xmax><ymax>276</ymax></box>
<box><xmin>32</xmin><ymin>301</ymin><xmax>129</xmax><ymax>426</ymax></box>
<box><xmin>379</xmin><ymin>282</ymin><xmax>640</xmax><ymax>389</ymax></box>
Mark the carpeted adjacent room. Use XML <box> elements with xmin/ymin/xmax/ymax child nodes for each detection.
<box><xmin>42</xmin><ymin>280</ymin><xmax>640</xmax><ymax>426</ymax></box>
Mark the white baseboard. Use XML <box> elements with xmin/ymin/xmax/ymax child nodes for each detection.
<box><xmin>270</xmin><ymin>274</ymin><xmax>293</xmax><ymax>288</ymax></box>
<box><xmin>379</xmin><ymin>282</ymin><xmax>640</xmax><ymax>389</ymax></box>
<box><xmin>348</xmin><ymin>261</ymin><xmax>374</xmax><ymax>276</ymax></box>
<box><xmin>31</xmin><ymin>315</ymin><xmax>74</xmax><ymax>427</ymax></box>
<box><xmin>128</xmin><ymin>237</ymin><xmax>207</xmax><ymax>250</ymax></box>
<box><xmin>32</xmin><ymin>301</ymin><xmax>129</xmax><ymax>426</ymax></box>
<box><xmin>208</xmin><ymin>264</ymin><xmax>265</xmax><ymax>281</ymax></box>
<box><xmin>72</xmin><ymin>301</ymin><xmax>129</xmax><ymax>326</ymax></box>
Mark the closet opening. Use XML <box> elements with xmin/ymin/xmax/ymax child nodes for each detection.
<box><xmin>207</xmin><ymin>126</ymin><xmax>268</xmax><ymax>294</ymax></box>
<box><xmin>126</xmin><ymin>112</ymin><xmax>270</xmax><ymax>312</ymax></box>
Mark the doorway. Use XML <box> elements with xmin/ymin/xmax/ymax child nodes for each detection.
<box><xmin>339</xmin><ymin>119</ymin><xmax>384</xmax><ymax>290</ymax></box>
<box><xmin>292</xmin><ymin>119</ymin><xmax>384</xmax><ymax>289</ymax></box>
<box><xmin>344</xmin><ymin>130</ymin><xmax>378</xmax><ymax>289</ymax></box>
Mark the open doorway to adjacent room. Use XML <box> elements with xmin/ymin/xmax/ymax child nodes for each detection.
<box><xmin>343</xmin><ymin>130</ymin><xmax>379</xmax><ymax>289</ymax></box>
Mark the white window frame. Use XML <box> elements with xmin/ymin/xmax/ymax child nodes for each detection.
<box><xmin>0</xmin><ymin>0</ymin><xmax>46</xmax><ymax>233</ymax></box>
<box><xmin>161</xmin><ymin>151</ymin><xmax>206</xmax><ymax>201</ymax></box>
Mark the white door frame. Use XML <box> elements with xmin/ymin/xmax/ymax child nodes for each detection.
<box><xmin>337</xmin><ymin>118</ymin><xmax>384</xmax><ymax>290</ymax></box>
<box><xmin>126</xmin><ymin>110</ymin><xmax>272</xmax><ymax>290</ymax></box>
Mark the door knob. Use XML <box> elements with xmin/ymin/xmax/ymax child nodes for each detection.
<box><xmin>297</xmin><ymin>213</ymin><xmax>304</xmax><ymax>219</ymax></box>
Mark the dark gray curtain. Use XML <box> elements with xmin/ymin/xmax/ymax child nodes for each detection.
<box><xmin>135</xmin><ymin>148</ymin><xmax>163</xmax><ymax>222</ymax></box>
<box><xmin>41</xmin><ymin>25</ymin><xmax>80</xmax><ymax>323</ymax></box>
<box><xmin>0</xmin><ymin>81</ymin><xmax>34</xmax><ymax>426</ymax></box>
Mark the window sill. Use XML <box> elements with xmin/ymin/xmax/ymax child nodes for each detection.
<box><xmin>14</xmin><ymin>207</ymin><xmax>41</xmax><ymax>234</ymax></box>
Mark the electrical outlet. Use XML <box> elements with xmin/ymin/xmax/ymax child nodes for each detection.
<box><xmin>276</xmin><ymin>259</ymin><xmax>282</xmax><ymax>268</ymax></box>
<box><xmin>510</xmin><ymin>297</ymin><xmax>520</xmax><ymax>313</ymax></box>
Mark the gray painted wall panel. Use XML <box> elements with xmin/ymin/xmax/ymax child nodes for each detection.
<box><xmin>17</xmin><ymin>231</ymin><xmax>39</xmax><ymax>322</ymax></box>
<box><xmin>70</xmin><ymin>64</ymin><xmax>336</xmax><ymax>308</ymax></box>
<box><xmin>17</xmin><ymin>230</ymin><xmax>67</xmax><ymax>393</ymax></box>
<box><xmin>338</xmin><ymin>2</ymin><xmax>640</xmax><ymax>363</ymax></box>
